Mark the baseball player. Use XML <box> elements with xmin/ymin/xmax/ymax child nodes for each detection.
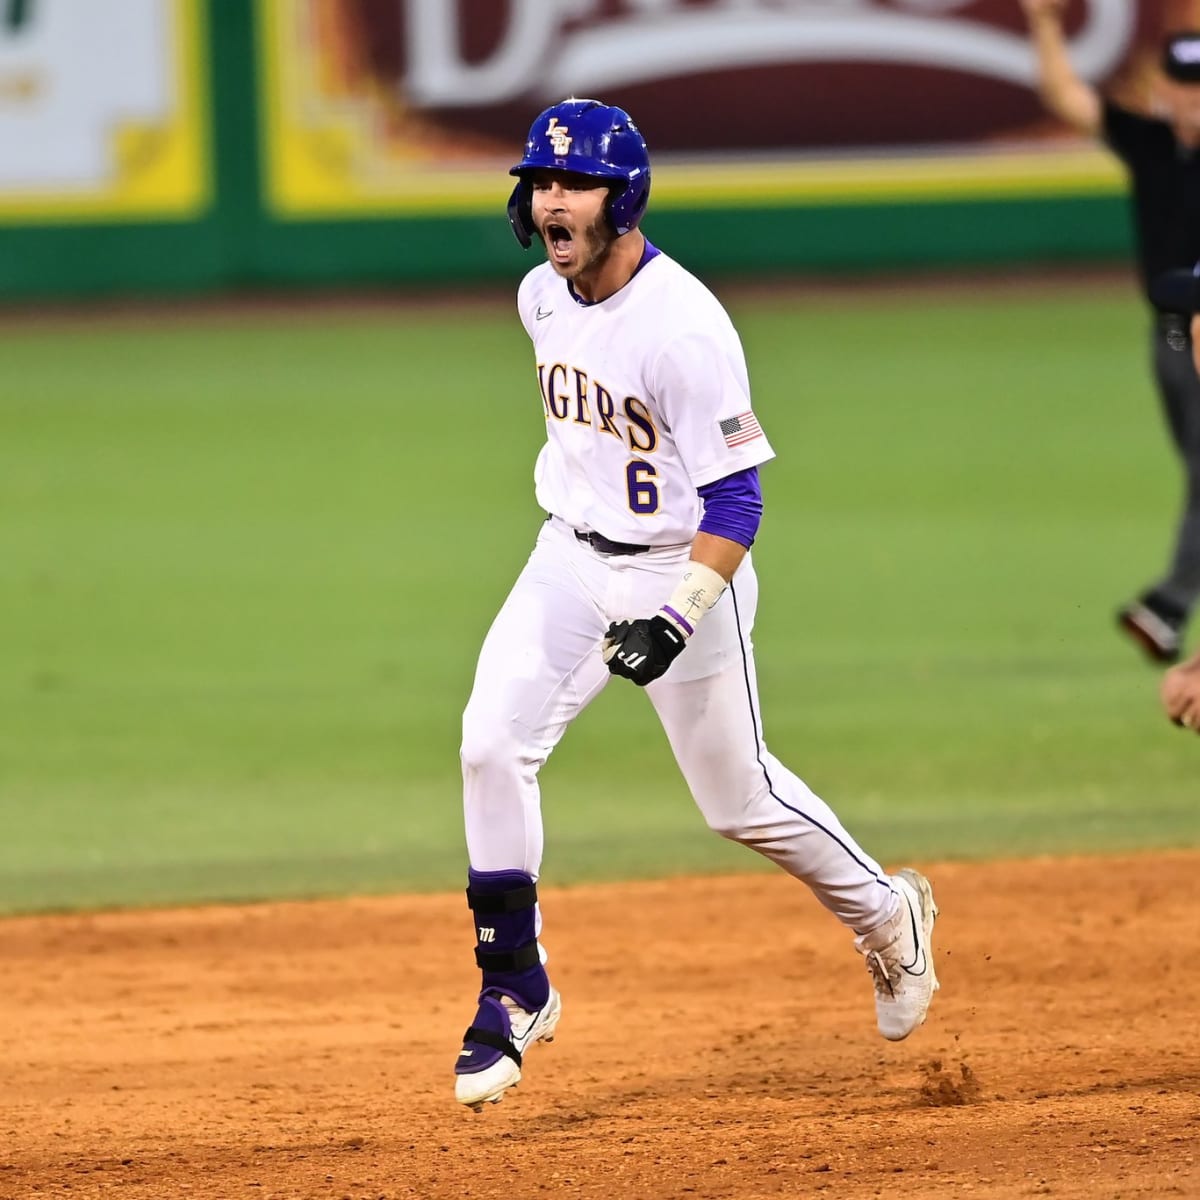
<box><xmin>1022</xmin><ymin>1</ymin><xmax>1200</xmax><ymax>664</ymax></box>
<box><xmin>453</xmin><ymin>98</ymin><xmax>939</xmax><ymax>1112</ymax></box>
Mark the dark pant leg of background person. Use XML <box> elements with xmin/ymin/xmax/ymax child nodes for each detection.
<box><xmin>1118</xmin><ymin>317</ymin><xmax>1200</xmax><ymax>661</ymax></box>
<box><xmin>1135</xmin><ymin>317</ymin><xmax>1200</xmax><ymax>640</ymax></box>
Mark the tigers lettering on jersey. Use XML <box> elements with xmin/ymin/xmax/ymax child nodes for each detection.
<box><xmin>538</xmin><ymin>362</ymin><xmax>660</xmax><ymax>454</ymax></box>
<box><xmin>518</xmin><ymin>251</ymin><xmax>775</xmax><ymax>545</ymax></box>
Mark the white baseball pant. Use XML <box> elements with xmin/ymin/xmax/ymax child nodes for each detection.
<box><xmin>461</xmin><ymin>517</ymin><xmax>897</xmax><ymax>934</ymax></box>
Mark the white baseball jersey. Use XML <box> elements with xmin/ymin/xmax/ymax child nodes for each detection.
<box><xmin>517</xmin><ymin>251</ymin><xmax>776</xmax><ymax>545</ymax></box>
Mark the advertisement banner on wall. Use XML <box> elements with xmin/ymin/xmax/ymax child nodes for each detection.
<box><xmin>258</xmin><ymin>0</ymin><xmax>1190</xmax><ymax>219</ymax></box>
<box><xmin>0</xmin><ymin>0</ymin><xmax>209</xmax><ymax>223</ymax></box>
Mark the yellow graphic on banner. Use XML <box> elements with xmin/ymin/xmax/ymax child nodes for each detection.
<box><xmin>258</xmin><ymin>0</ymin><xmax>1124</xmax><ymax>220</ymax></box>
<box><xmin>0</xmin><ymin>0</ymin><xmax>209</xmax><ymax>223</ymax></box>
<box><xmin>649</xmin><ymin>147</ymin><xmax>1126</xmax><ymax>210</ymax></box>
<box><xmin>258</xmin><ymin>0</ymin><xmax>510</xmax><ymax>218</ymax></box>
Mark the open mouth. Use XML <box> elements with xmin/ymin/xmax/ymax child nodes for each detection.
<box><xmin>546</xmin><ymin>223</ymin><xmax>574</xmax><ymax>263</ymax></box>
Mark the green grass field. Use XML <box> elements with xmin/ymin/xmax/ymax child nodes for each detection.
<box><xmin>1</xmin><ymin>281</ymin><xmax>1196</xmax><ymax>915</ymax></box>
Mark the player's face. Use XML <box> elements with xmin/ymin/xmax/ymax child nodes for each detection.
<box><xmin>529</xmin><ymin>170</ymin><xmax>616</xmax><ymax>281</ymax></box>
<box><xmin>1159</xmin><ymin>80</ymin><xmax>1200</xmax><ymax>148</ymax></box>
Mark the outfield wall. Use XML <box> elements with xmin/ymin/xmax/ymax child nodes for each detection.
<box><xmin>0</xmin><ymin>0</ymin><xmax>1147</xmax><ymax>300</ymax></box>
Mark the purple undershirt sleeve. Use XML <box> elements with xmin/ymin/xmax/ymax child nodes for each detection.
<box><xmin>696</xmin><ymin>466</ymin><xmax>763</xmax><ymax>548</ymax></box>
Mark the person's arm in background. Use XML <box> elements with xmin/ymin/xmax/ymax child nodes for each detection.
<box><xmin>1020</xmin><ymin>0</ymin><xmax>1103</xmax><ymax>134</ymax></box>
<box><xmin>1193</xmin><ymin>314</ymin><xmax>1200</xmax><ymax>376</ymax></box>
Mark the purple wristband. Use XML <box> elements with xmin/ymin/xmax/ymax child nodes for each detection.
<box><xmin>660</xmin><ymin>604</ymin><xmax>694</xmax><ymax>636</ymax></box>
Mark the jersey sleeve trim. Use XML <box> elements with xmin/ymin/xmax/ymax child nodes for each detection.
<box><xmin>689</xmin><ymin>442</ymin><xmax>775</xmax><ymax>490</ymax></box>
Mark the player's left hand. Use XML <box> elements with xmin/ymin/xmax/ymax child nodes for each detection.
<box><xmin>602</xmin><ymin>616</ymin><xmax>687</xmax><ymax>686</ymax></box>
<box><xmin>1162</xmin><ymin>653</ymin><xmax>1200</xmax><ymax>732</ymax></box>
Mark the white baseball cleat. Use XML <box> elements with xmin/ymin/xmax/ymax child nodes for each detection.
<box><xmin>855</xmin><ymin>868</ymin><xmax>939</xmax><ymax>1041</ymax></box>
<box><xmin>454</xmin><ymin>987</ymin><xmax>562</xmax><ymax>1111</ymax></box>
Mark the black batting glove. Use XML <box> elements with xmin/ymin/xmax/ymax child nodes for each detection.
<box><xmin>602</xmin><ymin>615</ymin><xmax>688</xmax><ymax>686</ymax></box>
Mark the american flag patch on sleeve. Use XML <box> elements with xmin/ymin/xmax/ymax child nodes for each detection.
<box><xmin>719</xmin><ymin>411</ymin><xmax>763</xmax><ymax>448</ymax></box>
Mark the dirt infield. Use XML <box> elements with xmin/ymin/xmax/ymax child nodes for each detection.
<box><xmin>2</xmin><ymin>853</ymin><xmax>1197</xmax><ymax>1200</ymax></box>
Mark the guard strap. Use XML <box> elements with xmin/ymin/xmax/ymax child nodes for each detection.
<box><xmin>462</xmin><ymin>1025</ymin><xmax>522</xmax><ymax>1067</ymax></box>
<box><xmin>474</xmin><ymin>940</ymin><xmax>540</xmax><ymax>972</ymax></box>
<box><xmin>466</xmin><ymin>883</ymin><xmax>538</xmax><ymax>913</ymax></box>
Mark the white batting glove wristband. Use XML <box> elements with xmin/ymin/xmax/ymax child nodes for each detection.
<box><xmin>658</xmin><ymin>561</ymin><xmax>728</xmax><ymax>638</ymax></box>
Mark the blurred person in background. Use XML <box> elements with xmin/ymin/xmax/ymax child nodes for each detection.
<box><xmin>1150</xmin><ymin>262</ymin><xmax>1200</xmax><ymax>728</ymax></box>
<box><xmin>1022</xmin><ymin>0</ymin><xmax>1200</xmax><ymax>665</ymax></box>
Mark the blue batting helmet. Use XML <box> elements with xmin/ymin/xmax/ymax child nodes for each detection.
<box><xmin>507</xmin><ymin>98</ymin><xmax>651</xmax><ymax>249</ymax></box>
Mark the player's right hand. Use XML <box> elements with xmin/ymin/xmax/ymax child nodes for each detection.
<box><xmin>602</xmin><ymin>616</ymin><xmax>687</xmax><ymax>687</ymax></box>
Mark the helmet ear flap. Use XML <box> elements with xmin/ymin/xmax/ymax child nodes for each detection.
<box><xmin>607</xmin><ymin>177</ymin><xmax>649</xmax><ymax>237</ymax></box>
<box><xmin>507</xmin><ymin>180</ymin><xmax>535</xmax><ymax>249</ymax></box>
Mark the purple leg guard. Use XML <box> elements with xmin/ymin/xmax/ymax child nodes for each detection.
<box><xmin>465</xmin><ymin>867</ymin><xmax>549</xmax><ymax>1011</ymax></box>
<box><xmin>455</xmin><ymin>869</ymin><xmax>551</xmax><ymax>1080</ymax></box>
